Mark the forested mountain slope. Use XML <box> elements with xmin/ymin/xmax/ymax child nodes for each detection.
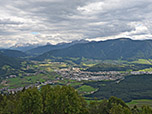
<box><xmin>35</xmin><ymin>38</ymin><xmax>152</xmax><ymax>61</ymax></box>
<box><xmin>0</xmin><ymin>49</ymin><xmax>27</xmax><ymax>58</ymax></box>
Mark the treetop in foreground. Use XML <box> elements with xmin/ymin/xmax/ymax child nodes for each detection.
<box><xmin>0</xmin><ymin>85</ymin><xmax>152</xmax><ymax>114</ymax></box>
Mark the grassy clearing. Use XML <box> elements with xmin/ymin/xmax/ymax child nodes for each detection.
<box><xmin>127</xmin><ymin>99</ymin><xmax>152</xmax><ymax>108</ymax></box>
<box><xmin>69</xmin><ymin>82</ymin><xmax>83</xmax><ymax>87</ymax></box>
<box><xmin>77</xmin><ymin>85</ymin><xmax>97</xmax><ymax>93</ymax></box>
<box><xmin>82</xmin><ymin>63</ymin><xmax>96</xmax><ymax>67</ymax></box>
<box><xmin>131</xmin><ymin>59</ymin><xmax>152</xmax><ymax>65</ymax></box>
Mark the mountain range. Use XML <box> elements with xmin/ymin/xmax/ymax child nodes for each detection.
<box><xmin>34</xmin><ymin>38</ymin><xmax>152</xmax><ymax>61</ymax></box>
<box><xmin>26</xmin><ymin>39</ymin><xmax>89</xmax><ymax>56</ymax></box>
<box><xmin>1</xmin><ymin>38</ymin><xmax>152</xmax><ymax>70</ymax></box>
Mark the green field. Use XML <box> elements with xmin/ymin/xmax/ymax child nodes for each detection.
<box><xmin>131</xmin><ymin>59</ymin><xmax>152</xmax><ymax>65</ymax></box>
<box><xmin>77</xmin><ymin>85</ymin><xmax>97</xmax><ymax>93</ymax></box>
<box><xmin>69</xmin><ymin>82</ymin><xmax>83</xmax><ymax>87</ymax></box>
<box><xmin>127</xmin><ymin>99</ymin><xmax>152</xmax><ymax>108</ymax></box>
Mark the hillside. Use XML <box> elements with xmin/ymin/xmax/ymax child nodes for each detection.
<box><xmin>34</xmin><ymin>38</ymin><xmax>152</xmax><ymax>61</ymax></box>
<box><xmin>0</xmin><ymin>53</ymin><xmax>22</xmax><ymax>68</ymax></box>
<box><xmin>0</xmin><ymin>49</ymin><xmax>27</xmax><ymax>58</ymax></box>
<box><xmin>0</xmin><ymin>53</ymin><xmax>23</xmax><ymax>78</ymax></box>
<box><xmin>26</xmin><ymin>44</ymin><xmax>59</xmax><ymax>56</ymax></box>
<box><xmin>85</xmin><ymin>74</ymin><xmax>152</xmax><ymax>102</ymax></box>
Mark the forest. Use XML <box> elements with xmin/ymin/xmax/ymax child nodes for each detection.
<box><xmin>0</xmin><ymin>85</ymin><xmax>152</xmax><ymax>114</ymax></box>
<box><xmin>84</xmin><ymin>75</ymin><xmax>152</xmax><ymax>102</ymax></box>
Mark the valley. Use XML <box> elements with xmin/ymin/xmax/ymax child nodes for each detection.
<box><xmin>1</xmin><ymin>1</ymin><xmax>152</xmax><ymax>112</ymax></box>
<box><xmin>1</xmin><ymin>38</ymin><xmax>152</xmax><ymax>108</ymax></box>
<box><xmin>1</xmin><ymin>59</ymin><xmax>152</xmax><ymax>106</ymax></box>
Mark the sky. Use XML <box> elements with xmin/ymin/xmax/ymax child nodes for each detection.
<box><xmin>0</xmin><ymin>0</ymin><xmax>152</xmax><ymax>48</ymax></box>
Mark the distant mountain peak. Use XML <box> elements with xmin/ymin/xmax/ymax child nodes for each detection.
<box><xmin>117</xmin><ymin>38</ymin><xmax>132</xmax><ymax>41</ymax></box>
<box><xmin>71</xmin><ymin>39</ymin><xmax>89</xmax><ymax>44</ymax></box>
<box><xmin>46</xmin><ymin>42</ymin><xmax>53</xmax><ymax>45</ymax></box>
<box><xmin>57</xmin><ymin>39</ymin><xmax>89</xmax><ymax>46</ymax></box>
<box><xmin>10</xmin><ymin>43</ymin><xmax>41</xmax><ymax>52</ymax></box>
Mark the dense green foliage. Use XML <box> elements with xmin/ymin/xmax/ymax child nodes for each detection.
<box><xmin>0</xmin><ymin>85</ymin><xmax>152</xmax><ymax>114</ymax></box>
<box><xmin>35</xmin><ymin>38</ymin><xmax>152</xmax><ymax>61</ymax></box>
<box><xmin>85</xmin><ymin>75</ymin><xmax>152</xmax><ymax>102</ymax></box>
<box><xmin>17</xmin><ymin>87</ymin><xmax>43</xmax><ymax>114</ymax></box>
<box><xmin>0</xmin><ymin>86</ymin><xmax>88</xmax><ymax>114</ymax></box>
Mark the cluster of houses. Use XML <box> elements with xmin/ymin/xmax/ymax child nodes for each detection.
<box><xmin>130</xmin><ymin>71</ymin><xmax>152</xmax><ymax>75</ymax></box>
<box><xmin>56</xmin><ymin>68</ymin><xmax>125</xmax><ymax>81</ymax></box>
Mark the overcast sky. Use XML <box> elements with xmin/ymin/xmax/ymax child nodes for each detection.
<box><xmin>0</xmin><ymin>0</ymin><xmax>152</xmax><ymax>47</ymax></box>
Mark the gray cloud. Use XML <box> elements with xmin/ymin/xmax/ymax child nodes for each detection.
<box><xmin>0</xmin><ymin>19</ymin><xmax>23</xmax><ymax>25</ymax></box>
<box><xmin>0</xmin><ymin>0</ymin><xmax>152</xmax><ymax>47</ymax></box>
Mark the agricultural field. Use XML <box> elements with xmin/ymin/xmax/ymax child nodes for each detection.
<box><xmin>69</xmin><ymin>82</ymin><xmax>83</xmax><ymax>87</ymax></box>
<box><xmin>77</xmin><ymin>85</ymin><xmax>97</xmax><ymax>93</ymax></box>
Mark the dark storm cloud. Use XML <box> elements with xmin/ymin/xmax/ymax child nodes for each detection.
<box><xmin>0</xmin><ymin>0</ymin><xmax>152</xmax><ymax>47</ymax></box>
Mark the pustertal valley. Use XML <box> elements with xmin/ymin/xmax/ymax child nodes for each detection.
<box><xmin>1</xmin><ymin>38</ymin><xmax>152</xmax><ymax>112</ymax></box>
<box><xmin>1</xmin><ymin>0</ymin><xmax>152</xmax><ymax>113</ymax></box>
